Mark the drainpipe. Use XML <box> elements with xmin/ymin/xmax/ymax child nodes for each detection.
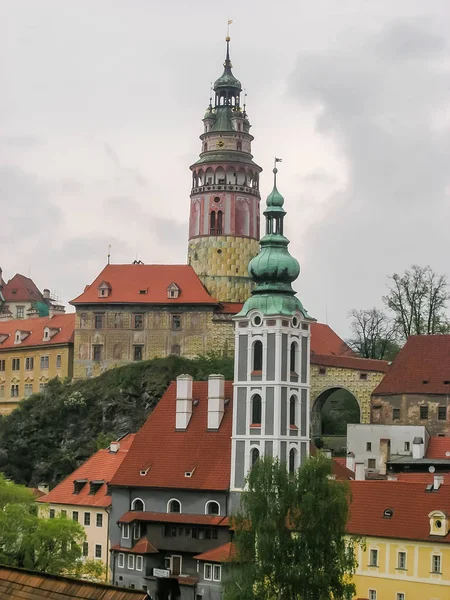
<box><xmin>105</xmin><ymin>505</ymin><xmax>111</xmax><ymax>581</ymax></box>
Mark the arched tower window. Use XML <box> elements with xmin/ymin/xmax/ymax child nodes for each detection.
<box><xmin>251</xmin><ymin>394</ymin><xmax>262</xmax><ymax>425</ymax></box>
<box><xmin>217</xmin><ymin>210</ymin><xmax>223</xmax><ymax>234</ymax></box>
<box><xmin>131</xmin><ymin>498</ymin><xmax>145</xmax><ymax>512</ymax></box>
<box><xmin>289</xmin><ymin>448</ymin><xmax>297</xmax><ymax>473</ymax></box>
<box><xmin>237</xmin><ymin>141</ymin><xmax>242</xmax><ymax>151</ymax></box>
<box><xmin>205</xmin><ymin>501</ymin><xmax>220</xmax><ymax>516</ymax></box>
<box><xmin>167</xmin><ymin>499</ymin><xmax>181</xmax><ymax>513</ymax></box>
<box><xmin>289</xmin><ymin>396</ymin><xmax>296</xmax><ymax>427</ymax></box>
<box><xmin>210</xmin><ymin>211</ymin><xmax>216</xmax><ymax>235</ymax></box>
<box><xmin>253</xmin><ymin>340</ymin><xmax>263</xmax><ymax>372</ymax></box>
<box><xmin>290</xmin><ymin>342</ymin><xmax>298</xmax><ymax>373</ymax></box>
<box><xmin>251</xmin><ymin>447</ymin><xmax>260</xmax><ymax>467</ymax></box>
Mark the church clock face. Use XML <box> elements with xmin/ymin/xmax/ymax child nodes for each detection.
<box><xmin>216</xmin><ymin>139</ymin><xmax>226</xmax><ymax>149</ymax></box>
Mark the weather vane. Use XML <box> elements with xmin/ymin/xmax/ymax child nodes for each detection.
<box><xmin>227</xmin><ymin>18</ymin><xmax>233</xmax><ymax>40</ymax></box>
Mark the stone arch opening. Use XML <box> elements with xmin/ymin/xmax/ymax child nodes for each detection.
<box><xmin>311</xmin><ymin>386</ymin><xmax>360</xmax><ymax>444</ymax></box>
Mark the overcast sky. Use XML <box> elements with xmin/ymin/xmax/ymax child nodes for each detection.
<box><xmin>1</xmin><ymin>0</ymin><xmax>449</xmax><ymax>339</ymax></box>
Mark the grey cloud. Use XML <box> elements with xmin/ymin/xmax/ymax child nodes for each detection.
<box><xmin>373</xmin><ymin>20</ymin><xmax>447</xmax><ymax>60</ymax></box>
<box><xmin>300</xmin><ymin>169</ymin><xmax>338</xmax><ymax>186</ymax></box>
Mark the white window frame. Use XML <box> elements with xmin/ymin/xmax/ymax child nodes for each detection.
<box><xmin>369</xmin><ymin>548</ymin><xmax>378</xmax><ymax>567</ymax></box>
<box><xmin>167</xmin><ymin>498</ymin><xmax>182</xmax><ymax>513</ymax></box>
<box><xmin>133</xmin><ymin>522</ymin><xmax>141</xmax><ymax>539</ymax></box>
<box><xmin>205</xmin><ymin>501</ymin><xmax>220</xmax><ymax>516</ymax></box>
<box><xmin>122</xmin><ymin>523</ymin><xmax>130</xmax><ymax>539</ymax></box>
<box><xmin>432</xmin><ymin>553</ymin><xmax>441</xmax><ymax>573</ymax></box>
<box><xmin>213</xmin><ymin>564</ymin><xmax>221</xmax><ymax>582</ymax></box>
<box><xmin>396</xmin><ymin>593</ymin><xmax>405</xmax><ymax>600</ymax></box>
<box><xmin>118</xmin><ymin>553</ymin><xmax>124</xmax><ymax>568</ymax></box>
<box><xmin>368</xmin><ymin>590</ymin><xmax>377</xmax><ymax>600</ymax></box>
<box><xmin>96</xmin><ymin>513</ymin><xmax>103</xmax><ymax>527</ymax></box>
<box><xmin>204</xmin><ymin>563</ymin><xmax>212</xmax><ymax>581</ymax></box>
<box><xmin>131</xmin><ymin>497</ymin><xmax>146</xmax><ymax>511</ymax></box>
<box><xmin>136</xmin><ymin>555</ymin><xmax>143</xmax><ymax>571</ymax></box>
<box><xmin>127</xmin><ymin>554</ymin><xmax>135</xmax><ymax>570</ymax></box>
<box><xmin>84</xmin><ymin>512</ymin><xmax>91</xmax><ymax>527</ymax></box>
<box><xmin>397</xmin><ymin>551</ymin><xmax>406</xmax><ymax>570</ymax></box>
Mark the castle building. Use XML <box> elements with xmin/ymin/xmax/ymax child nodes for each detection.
<box><xmin>230</xmin><ymin>165</ymin><xmax>314</xmax><ymax>504</ymax></box>
<box><xmin>187</xmin><ymin>36</ymin><xmax>262</xmax><ymax>303</ymax></box>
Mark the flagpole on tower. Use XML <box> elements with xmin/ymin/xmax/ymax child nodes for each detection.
<box><xmin>227</xmin><ymin>18</ymin><xmax>233</xmax><ymax>39</ymax></box>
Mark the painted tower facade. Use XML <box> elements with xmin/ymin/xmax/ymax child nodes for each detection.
<box><xmin>230</xmin><ymin>166</ymin><xmax>314</xmax><ymax>498</ymax></box>
<box><xmin>188</xmin><ymin>37</ymin><xmax>262</xmax><ymax>303</ymax></box>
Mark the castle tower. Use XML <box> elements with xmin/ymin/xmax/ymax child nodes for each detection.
<box><xmin>230</xmin><ymin>164</ymin><xmax>315</xmax><ymax>500</ymax></box>
<box><xmin>188</xmin><ymin>37</ymin><xmax>262</xmax><ymax>303</ymax></box>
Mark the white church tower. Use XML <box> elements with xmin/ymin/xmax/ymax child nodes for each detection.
<box><xmin>230</xmin><ymin>163</ymin><xmax>315</xmax><ymax>497</ymax></box>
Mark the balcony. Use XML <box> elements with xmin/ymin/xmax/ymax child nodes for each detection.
<box><xmin>191</xmin><ymin>183</ymin><xmax>259</xmax><ymax>196</ymax></box>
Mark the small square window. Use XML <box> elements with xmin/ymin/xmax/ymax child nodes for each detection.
<box><xmin>366</xmin><ymin>442</ymin><xmax>372</xmax><ymax>451</ymax></box>
<box><xmin>360</xmin><ymin>373</ymin><xmax>368</xmax><ymax>380</ymax></box>
<box><xmin>318</xmin><ymin>367</ymin><xmax>327</xmax><ymax>376</ymax></box>
<box><xmin>420</xmin><ymin>405</ymin><xmax>429</xmax><ymax>419</ymax></box>
<box><xmin>95</xmin><ymin>544</ymin><xmax>102</xmax><ymax>558</ymax></box>
<box><xmin>84</xmin><ymin>512</ymin><xmax>91</xmax><ymax>526</ymax></box>
<box><xmin>368</xmin><ymin>458</ymin><xmax>376</xmax><ymax>469</ymax></box>
<box><xmin>369</xmin><ymin>591</ymin><xmax>377</xmax><ymax>600</ymax></box>
<box><xmin>438</xmin><ymin>406</ymin><xmax>447</xmax><ymax>421</ymax></box>
<box><xmin>396</xmin><ymin>594</ymin><xmax>404</xmax><ymax>600</ymax></box>
<box><xmin>16</xmin><ymin>306</ymin><xmax>24</xmax><ymax>319</ymax></box>
<box><xmin>393</xmin><ymin>408</ymin><xmax>400</xmax><ymax>420</ymax></box>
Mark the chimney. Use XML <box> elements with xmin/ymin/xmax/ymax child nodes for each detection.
<box><xmin>109</xmin><ymin>441</ymin><xmax>120</xmax><ymax>453</ymax></box>
<box><xmin>208</xmin><ymin>374</ymin><xmax>225</xmax><ymax>430</ymax></box>
<box><xmin>379</xmin><ymin>438</ymin><xmax>391</xmax><ymax>475</ymax></box>
<box><xmin>176</xmin><ymin>374</ymin><xmax>193</xmax><ymax>430</ymax></box>
<box><xmin>322</xmin><ymin>448</ymin><xmax>332</xmax><ymax>459</ymax></box>
<box><xmin>346</xmin><ymin>451</ymin><xmax>355</xmax><ymax>472</ymax></box>
<box><xmin>43</xmin><ymin>289</ymin><xmax>51</xmax><ymax>299</ymax></box>
<box><xmin>387</xmin><ymin>473</ymin><xmax>398</xmax><ymax>481</ymax></box>
<box><xmin>413</xmin><ymin>437</ymin><xmax>424</xmax><ymax>459</ymax></box>
<box><xmin>38</xmin><ymin>483</ymin><xmax>49</xmax><ymax>494</ymax></box>
<box><xmin>434</xmin><ymin>474</ymin><xmax>444</xmax><ymax>491</ymax></box>
<box><xmin>355</xmin><ymin>462</ymin><xmax>365</xmax><ymax>481</ymax></box>
<box><xmin>49</xmin><ymin>305</ymin><xmax>66</xmax><ymax>317</ymax></box>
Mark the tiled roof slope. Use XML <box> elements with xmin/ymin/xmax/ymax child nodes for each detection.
<box><xmin>310</xmin><ymin>322</ymin><xmax>355</xmax><ymax>356</ymax></box>
<box><xmin>311</xmin><ymin>353</ymin><xmax>390</xmax><ymax>373</ymax></box>
<box><xmin>426</xmin><ymin>436</ymin><xmax>450</xmax><ymax>459</ymax></box>
<box><xmin>0</xmin><ymin>314</ymin><xmax>75</xmax><ymax>350</ymax></box>
<box><xmin>37</xmin><ymin>434</ymin><xmax>135</xmax><ymax>508</ymax></box>
<box><xmin>194</xmin><ymin>541</ymin><xmax>235</xmax><ymax>563</ymax></box>
<box><xmin>348</xmin><ymin>480</ymin><xmax>450</xmax><ymax>543</ymax></box>
<box><xmin>71</xmin><ymin>264</ymin><xmax>216</xmax><ymax>305</ymax></box>
<box><xmin>0</xmin><ymin>565</ymin><xmax>145</xmax><ymax>599</ymax></box>
<box><xmin>1</xmin><ymin>273</ymin><xmax>44</xmax><ymax>302</ymax></box>
<box><xmin>395</xmin><ymin>472</ymin><xmax>450</xmax><ymax>484</ymax></box>
<box><xmin>111</xmin><ymin>536</ymin><xmax>159</xmax><ymax>554</ymax></box>
<box><xmin>332</xmin><ymin>459</ymin><xmax>354</xmax><ymax>480</ymax></box>
<box><xmin>111</xmin><ymin>381</ymin><xmax>233</xmax><ymax>490</ymax></box>
<box><xmin>118</xmin><ymin>511</ymin><xmax>229</xmax><ymax>526</ymax></box>
<box><xmin>373</xmin><ymin>335</ymin><xmax>450</xmax><ymax>395</ymax></box>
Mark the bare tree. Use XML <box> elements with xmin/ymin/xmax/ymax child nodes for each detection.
<box><xmin>348</xmin><ymin>308</ymin><xmax>398</xmax><ymax>360</ymax></box>
<box><xmin>383</xmin><ymin>265</ymin><xmax>450</xmax><ymax>340</ymax></box>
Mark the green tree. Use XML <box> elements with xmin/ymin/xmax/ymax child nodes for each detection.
<box><xmin>0</xmin><ymin>474</ymin><xmax>98</xmax><ymax>577</ymax></box>
<box><xmin>347</xmin><ymin>308</ymin><xmax>400</xmax><ymax>360</ymax></box>
<box><xmin>224</xmin><ymin>454</ymin><xmax>356</xmax><ymax>600</ymax></box>
<box><xmin>383</xmin><ymin>265</ymin><xmax>450</xmax><ymax>341</ymax></box>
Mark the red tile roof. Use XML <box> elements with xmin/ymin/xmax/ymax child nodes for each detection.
<box><xmin>37</xmin><ymin>434</ymin><xmax>135</xmax><ymax>508</ymax></box>
<box><xmin>110</xmin><ymin>536</ymin><xmax>158</xmax><ymax>554</ymax></box>
<box><xmin>373</xmin><ymin>335</ymin><xmax>450</xmax><ymax>395</ymax></box>
<box><xmin>310</xmin><ymin>323</ymin><xmax>355</xmax><ymax>356</ymax></box>
<box><xmin>311</xmin><ymin>353</ymin><xmax>390</xmax><ymax>373</ymax></box>
<box><xmin>71</xmin><ymin>264</ymin><xmax>216</xmax><ymax>305</ymax></box>
<box><xmin>332</xmin><ymin>459</ymin><xmax>354</xmax><ymax>480</ymax></box>
<box><xmin>118</xmin><ymin>511</ymin><xmax>229</xmax><ymax>526</ymax></box>
<box><xmin>1</xmin><ymin>274</ymin><xmax>44</xmax><ymax>303</ymax></box>
<box><xmin>395</xmin><ymin>472</ymin><xmax>450</xmax><ymax>484</ymax></box>
<box><xmin>194</xmin><ymin>542</ymin><xmax>235</xmax><ymax>563</ymax></box>
<box><xmin>111</xmin><ymin>381</ymin><xmax>233</xmax><ymax>491</ymax></box>
<box><xmin>215</xmin><ymin>302</ymin><xmax>244</xmax><ymax>314</ymax></box>
<box><xmin>347</xmin><ymin>480</ymin><xmax>450</xmax><ymax>543</ymax></box>
<box><xmin>0</xmin><ymin>314</ymin><xmax>75</xmax><ymax>350</ymax></box>
<box><xmin>426</xmin><ymin>437</ymin><xmax>450</xmax><ymax>459</ymax></box>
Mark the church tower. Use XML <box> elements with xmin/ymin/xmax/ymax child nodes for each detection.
<box><xmin>230</xmin><ymin>165</ymin><xmax>315</xmax><ymax>499</ymax></box>
<box><xmin>188</xmin><ymin>37</ymin><xmax>262</xmax><ymax>303</ymax></box>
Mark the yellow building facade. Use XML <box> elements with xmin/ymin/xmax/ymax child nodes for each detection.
<box><xmin>0</xmin><ymin>313</ymin><xmax>74</xmax><ymax>415</ymax></box>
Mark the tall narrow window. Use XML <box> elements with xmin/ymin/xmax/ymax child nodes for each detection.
<box><xmin>210</xmin><ymin>211</ymin><xmax>216</xmax><ymax>235</ymax></box>
<box><xmin>289</xmin><ymin>396</ymin><xmax>296</xmax><ymax>426</ymax></box>
<box><xmin>290</xmin><ymin>342</ymin><xmax>297</xmax><ymax>373</ymax></box>
<box><xmin>251</xmin><ymin>395</ymin><xmax>262</xmax><ymax>425</ymax></box>
<box><xmin>289</xmin><ymin>448</ymin><xmax>296</xmax><ymax>473</ymax></box>
<box><xmin>251</xmin><ymin>447</ymin><xmax>260</xmax><ymax>467</ymax></box>
<box><xmin>217</xmin><ymin>210</ymin><xmax>223</xmax><ymax>234</ymax></box>
<box><xmin>253</xmin><ymin>340</ymin><xmax>263</xmax><ymax>372</ymax></box>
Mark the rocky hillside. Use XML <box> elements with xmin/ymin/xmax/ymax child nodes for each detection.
<box><xmin>0</xmin><ymin>355</ymin><xmax>233</xmax><ymax>487</ymax></box>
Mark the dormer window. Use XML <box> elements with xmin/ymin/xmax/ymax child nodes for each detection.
<box><xmin>0</xmin><ymin>334</ymin><xmax>9</xmax><ymax>344</ymax></box>
<box><xmin>42</xmin><ymin>326</ymin><xmax>60</xmax><ymax>342</ymax></box>
<box><xmin>89</xmin><ymin>480</ymin><xmax>104</xmax><ymax>495</ymax></box>
<box><xmin>429</xmin><ymin>510</ymin><xmax>449</xmax><ymax>536</ymax></box>
<box><xmin>97</xmin><ymin>281</ymin><xmax>112</xmax><ymax>298</ymax></box>
<box><xmin>167</xmin><ymin>282</ymin><xmax>180</xmax><ymax>299</ymax></box>
<box><xmin>14</xmin><ymin>330</ymin><xmax>30</xmax><ymax>344</ymax></box>
<box><xmin>73</xmin><ymin>479</ymin><xmax>88</xmax><ymax>494</ymax></box>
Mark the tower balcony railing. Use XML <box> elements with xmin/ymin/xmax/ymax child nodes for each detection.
<box><xmin>191</xmin><ymin>183</ymin><xmax>259</xmax><ymax>196</ymax></box>
<box><xmin>209</xmin><ymin>228</ymin><xmax>223</xmax><ymax>235</ymax></box>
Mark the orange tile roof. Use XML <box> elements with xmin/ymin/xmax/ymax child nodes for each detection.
<box><xmin>37</xmin><ymin>434</ymin><xmax>135</xmax><ymax>508</ymax></box>
<box><xmin>332</xmin><ymin>459</ymin><xmax>354</xmax><ymax>480</ymax></box>
<box><xmin>215</xmin><ymin>302</ymin><xmax>244</xmax><ymax>314</ymax></box>
<box><xmin>347</xmin><ymin>480</ymin><xmax>450</xmax><ymax>543</ymax></box>
<box><xmin>110</xmin><ymin>536</ymin><xmax>158</xmax><ymax>554</ymax></box>
<box><xmin>118</xmin><ymin>511</ymin><xmax>229</xmax><ymax>526</ymax></box>
<box><xmin>373</xmin><ymin>335</ymin><xmax>450</xmax><ymax>395</ymax></box>
<box><xmin>395</xmin><ymin>472</ymin><xmax>450</xmax><ymax>484</ymax></box>
<box><xmin>1</xmin><ymin>274</ymin><xmax>44</xmax><ymax>303</ymax></box>
<box><xmin>0</xmin><ymin>314</ymin><xmax>75</xmax><ymax>350</ymax></box>
<box><xmin>194</xmin><ymin>541</ymin><xmax>235</xmax><ymax>562</ymax></box>
<box><xmin>111</xmin><ymin>381</ymin><xmax>233</xmax><ymax>491</ymax></box>
<box><xmin>71</xmin><ymin>264</ymin><xmax>216</xmax><ymax>305</ymax></box>
<box><xmin>310</xmin><ymin>323</ymin><xmax>355</xmax><ymax>356</ymax></box>
<box><xmin>311</xmin><ymin>353</ymin><xmax>390</xmax><ymax>373</ymax></box>
<box><xmin>426</xmin><ymin>437</ymin><xmax>450</xmax><ymax>459</ymax></box>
